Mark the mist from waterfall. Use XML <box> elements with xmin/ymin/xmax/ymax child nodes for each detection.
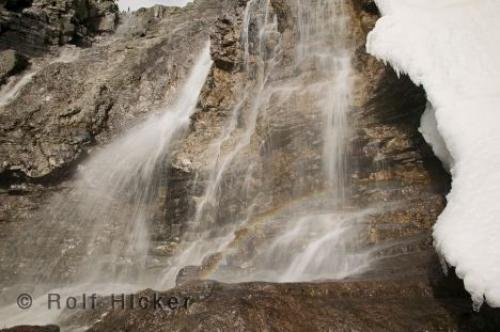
<box><xmin>63</xmin><ymin>43</ymin><xmax>212</xmax><ymax>286</ymax></box>
<box><xmin>0</xmin><ymin>44</ymin><xmax>213</xmax><ymax>328</ymax></box>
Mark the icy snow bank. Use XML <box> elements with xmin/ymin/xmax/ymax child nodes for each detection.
<box><xmin>367</xmin><ymin>0</ymin><xmax>500</xmax><ymax>307</ymax></box>
<box><xmin>419</xmin><ymin>103</ymin><xmax>453</xmax><ymax>172</ymax></box>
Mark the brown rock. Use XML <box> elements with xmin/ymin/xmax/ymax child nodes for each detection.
<box><xmin>69</xmin><ymin>277</ymin><xmax>499</xmax><ymax>331</ymax></box>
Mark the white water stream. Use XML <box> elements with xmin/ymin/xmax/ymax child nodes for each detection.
<box><xmin>155</xmin><ymin>0</ymin><xmax>371</xmax><ymax>286</ymax></box>
<box><xmin>0</xmin><ymin>44</ymin><xmax>212</xmax><ymax>329</ymax></box>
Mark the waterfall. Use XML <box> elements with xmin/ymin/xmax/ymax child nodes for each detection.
<box><xmin>298</xmin><ymin>0</ymin><xmax>354</xmax><ymax>204</ymax></box>
<box><xmin>155</xmin><ymin>0</ymin><xmax>372</xmax><ymax>286</ymax></box>
<box><xmin>64</xmin><ymin>43</ymin><xmax>212</xmax><ymax>286</ymax></box>
<box><xmin>266</xmin><ymin>0</ymin><xmax>368</xmax><ymax>282</ymax></box>
<box><xmin>156</xmin><ymin>0</ymin><xmax>282</xmax><ymax>288</ymax></box>
<box><xmin>0</xmin><ymin>0</ymin><xmax>374</xmax><ymax>327</ymax></box>
<box><xmin>192</xmin><ymin>0</ymin><xmax>279</xmax><ymax>228</ymax></box>
<box><xmin>0</xmin><ymin>44</ymin><xmax>213</xmax><ymax>328</ymax></box>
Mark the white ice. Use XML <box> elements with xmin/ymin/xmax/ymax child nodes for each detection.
<box><xmin>368</xmin><ymin>0</ymin><xmax>500</xmax><ymax>307</ymax></box>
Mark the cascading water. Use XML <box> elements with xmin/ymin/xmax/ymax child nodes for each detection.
<box><xmin>156</xmin><ymin>0</ymin><xmax>283</xmax><ymax>288</ymax></box>
<box><xmin>0</xmin><ymin>44</ymin><xmax>213</xmax><ymax>328</ymax></box>
<box><xmin>267</xmin><ymin>0</ymin><xmax>369</xmax><ymax>282</ymax></box>
<box><xmin>155</xmin><ymin>0</ymin><xmax>372</xmax><ymax>286</ymax></box>
<box><xmin>193</xmin><ymin>0</ymin><xmax>279</xmax><ymax>227</ymax></box>
<box><xmin>72</xmin><ymin>43</ymin><xmax>211</xmax><ymax>285</ymax></box>
<box><xmin>298</xmin><ymin>0</ymin><xmax>354</xmax><ymax>205</ymax></box>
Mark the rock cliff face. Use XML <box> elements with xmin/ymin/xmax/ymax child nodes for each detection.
<box><xmin>0</xmin><ymin>0</ymin><xmax>118</xmax><ymax>56</ymax></box>
<box><xmin>0</xmin><ymin>0</ymin><xmax>232</xmax><ymax>184</ymax></box>
<box><xmin>0</xmin><ymin>0</ymin><xmax>499</xmax><ymax>330</ymax></box>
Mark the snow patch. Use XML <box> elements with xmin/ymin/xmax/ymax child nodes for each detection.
<box><xmin>419</xmin><ymin>103</ymin><xmax>452</xmax><ymax>172</ymax></box>
<box><xmin>368</xmin><ymin>0</ymin><xmax>500</xmax><ymax>308</ymax></box>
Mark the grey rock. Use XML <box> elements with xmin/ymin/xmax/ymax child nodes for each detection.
<box><xmin>0</xmin><ymin>0</ymin><xmax>119</xmax><ymax>57</ymax></box>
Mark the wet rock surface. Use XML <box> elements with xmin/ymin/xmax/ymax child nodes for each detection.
<box><xmin>166</xmin><ymin>0</ymin><xmax>450</xmax><ymax>282</ymax></box>
<box><xmin>61</xmin><ymin>274</ymin><xmax>497</xmax><ymax>331</ymax></box>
